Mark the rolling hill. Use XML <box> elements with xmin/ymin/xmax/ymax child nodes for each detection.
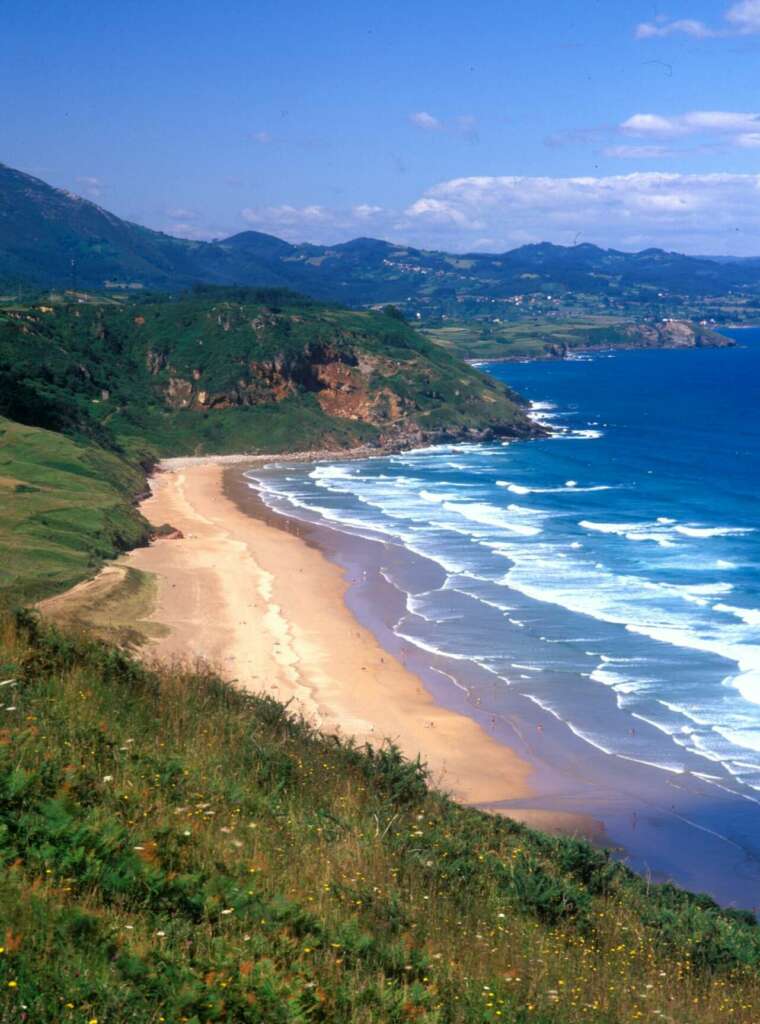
<box><xmin>3</xmin><ymin>162</ymin><xmax>760</xmax><ymax>314</ymax></box>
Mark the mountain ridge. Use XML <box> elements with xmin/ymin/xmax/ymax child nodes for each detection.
<box><xmin>4</xmin><ymin>162</ymin><xmax>760</xmax><ymax>312</ymax></box>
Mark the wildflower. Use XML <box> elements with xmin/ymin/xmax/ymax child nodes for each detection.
<box><xmin>155</xmin><ymin>930</ymin><xmax>166</xmax><ymax>937</ymax></box>
<box><xmin>7</xmin><ymin>981</ymin><xmax>17</xmax><ymax>988</ymax></box>
<box><xmin>221</xmin><ymin>908</ymin><xmax>234</xmax><ymax>915</ymax></box>
<box><xmin>183</xmin><ymin>830</ymin><xmax>191</xmax><ymax>836</ymax></box>
<box><xmin>102</xmin><ymin>775</ymin><xmax>114</xmax><ymax>783</ymax></box>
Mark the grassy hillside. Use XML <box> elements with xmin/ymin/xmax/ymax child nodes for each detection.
<box><xmin>0</xmin><ymin>288</ymin><xmax>538</xmax><ymax>457</ymax></box>
<box><xmin>0</xmin><ymin>612</ymin><xmax>757</xmax><ymax>1023</ymax></box>
<box><xmin>424</xmin><ymin>317</ymin><xmax>732</xmax><ymax>361</ymax></box>
<box><xmin>0</xmin><ymin>417</ymin><xmax>150</xmax><ymax>604</ymax></box>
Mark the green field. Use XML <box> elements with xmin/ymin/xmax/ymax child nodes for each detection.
<box><xmin>0</xmin><ymin>417</ymin><xmax>150</xmax><ymax>604</ymax></box>
<box><xmin>421</xmin><ymin>316</ymin><xmax>694</xmax><ymax>361</ymax></box>
<box><xmin>0</xmin><ymin>612</ymin><xmax>757</xmax><ymax>1023</ymax></box>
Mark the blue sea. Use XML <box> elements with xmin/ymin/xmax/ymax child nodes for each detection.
<box><xmin>244</xmin><ymin>328</ymin><xmax>760</xmax><ymax>907</ymax></box>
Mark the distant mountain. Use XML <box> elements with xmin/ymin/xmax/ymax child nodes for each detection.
<box><xmin>3</xmin><ymin>161</ymin><xmax>760</xmax><ymax>305</ymax></box>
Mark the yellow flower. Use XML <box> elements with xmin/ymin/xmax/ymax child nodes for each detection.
<box><xmin>7</xmin><ymin>980</ymin><xmax>17</xmax><ymax>988</ymax></box>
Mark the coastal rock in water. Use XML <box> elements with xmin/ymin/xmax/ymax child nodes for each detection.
<box><xmin>613</xmin><ymin>320</ymin><xmax>734</xmax><ymax>350</ymax></box>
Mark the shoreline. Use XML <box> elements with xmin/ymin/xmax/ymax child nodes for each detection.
<box><xmin>59</xmin><ymin>458</ymin><xmax>598</xmax><ymax>832</ymax></box>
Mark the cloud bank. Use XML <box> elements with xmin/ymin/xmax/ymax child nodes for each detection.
<box><xmin>235</xmin><ymin>173</ymin><xmax>760</xmax><ymax>255</ymax></box>
<box><xmin>621</xmin><ymin>110</ymin><xmax>760</xmax><ymax>148</ymax></box>
<box><xmin>399</xmin><ymin>173</ymin><xmax>760</xmax><ymax>253</ymax></box>
<box><xmin>636</xmin><ymin>1</ymin><xmax>760</xmax><ymax>39</ymax></box>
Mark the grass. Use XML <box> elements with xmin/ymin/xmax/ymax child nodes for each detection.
<box><xmin>421</xmin><ymin>317</ymin><xmax>705</xmax><ymax>361</ymax></box>
<box><xmin>0</xmin><ymin>417</ymin><xmax>150</xmax><ymax>604</ymax></box>
<box><xmin>421</xmin><ymin>318</ymin><xmax>628</xmax><ymax>361</ymax></box>
<box><xmin>0</xmin><ymin>611</ymin><xmax>757</xmax><ymax>1023</ymax></box>
<box><xmin>39</xmin><ymin>565</ymin><xmax>168</xmax><ymax>649</ymax></box>
<box><xmin>109</xmin><ymin>395</ymin><xmax>380</xmax><ymax>458</ymax></box>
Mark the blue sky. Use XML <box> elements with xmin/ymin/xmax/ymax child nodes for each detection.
<box><xmin>4</xmin><ymin>0</ymin><xmax>760</xmax><ymax>253</ymax></box>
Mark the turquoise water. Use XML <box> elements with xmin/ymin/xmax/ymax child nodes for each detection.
<box><xmin>246</xmin><ymin>328</ymin><xmax>760</xmax><ymax>906</ymax></box>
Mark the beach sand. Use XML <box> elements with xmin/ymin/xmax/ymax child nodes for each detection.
<box><xmin>42</xmin><ymin>460</ymin><xmax>600</xmax><ymax>830</ymax></box>
<box><xmin>128</xmin><ymin>462</ymin><xmax>541</xmax><ymax>805</ymax></box>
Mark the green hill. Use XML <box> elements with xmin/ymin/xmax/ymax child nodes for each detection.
<box><xmin>0</xmin><ymin>416</ymin><xmax>150</xmax><ymax>604</ymax></box>
<box><xmin>0</xmin><ymin>612</ymin><xmax>757</xmax><ymax>1023</ymax></box>
<box><xmin>4</xmin><ymin>163</ymin><xmax>760</xmax><ymax>321</ymax></box>
<box><xmin>0</xmin><ymin>288</ymin><xmax>538</xmax><ymax>460</ymax></box>
<box><xmin>0</xmin><ymin>286</ymin><xmax>538</xmax><ymax>603</ymax></box>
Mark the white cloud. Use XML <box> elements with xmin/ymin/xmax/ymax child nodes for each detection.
<box><xmin>636</xmin><ymin>18</ymin><xmax>715</xmax><ymax>39</ymax></box>
<box><xmin>166</xmin><ymin>207</ymin><xmax>198</xmax><ymax>220</ymax></box>
<box><xmin>603</xmin><ymin>144</ymin><xmax>670</xmax><ymax>158</ymax></box>
<box><xmin>620</xmin><ymin>110</ymin><xmax>760</xmax><ymax>147</ymax></box>
<box><xmin>408</xmin><ymin>112</ymin><xmax>478</xmax><ymax>139</ymax></box>
<box><xmin>230</xmin><ymin>173</ymin><xmax>760</xmax><ymax>254</ymax></box>
<box><xmin>352</xmin><ymin>204</ymin><xmax>384</xmax><ymax>219</ymax></box>
<box><xmin>636</xmin><ymin>1</ymin><xmax>760</xmax><ymax>39</ymax></box>
<box><xmin>399</xmin><ymin>172</ymin><xmax>760</xmax><ymax>254</ymax></box>
<box><xmin>621</xmin><ymin>113</ymin><xmax>691</xmax><ymax>135</ymax></box>
<box><xmin>167</xmin><ymin>222</ymin><xmax>216</xmax><ymax>241</ymax></box>
<box><xmin>76</xmin><ymin>175</ymin><xmax>105</xmax><ymax>199</ymax></box>
<box><xmin>725</xmin><ymin>0</ymin><xmax>760</xmax><ymax>31</ymax></box>
<box><xmin>409</xmin><ymin>111</ymin><xmax>441</xmax><ymax>130</ymax></box>
<box><xmin>250</xmin><ymin>130</ymin><xmax>273</xmax><ymax>143</ymax></box>
<box><xmin>239</xmin><ymin>202</ymin><xmax>387</xmax><ymax>242</ymax></box>
<box><xmin>242</xmin><ymin>204</ymin><xmax>331</xmax><ymax>227</ymax></box>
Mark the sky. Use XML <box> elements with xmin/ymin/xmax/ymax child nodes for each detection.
<box><xmin>3</xmin><ymin>0</ymin><xmax>760</xmax><ymax>254</ymax></box>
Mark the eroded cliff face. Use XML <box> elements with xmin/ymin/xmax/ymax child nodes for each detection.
<box><xmin>621</xmin><ymin>320</ymin><xmax>733</xmax><ymax>349</ymax></box>
<box><xmin>154</xmin><ymin>345</ymin><xmax>398</xmax><ymax>418</ymax></box>
<box><xmin>148</xmin><ymin>333</ymin><xmax>541</xmax><ymax>447</ymax></box>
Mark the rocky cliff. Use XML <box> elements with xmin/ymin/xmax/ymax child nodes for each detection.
<box><xmin>0</xmin><ymin>289</ymin><xmax>543</xmax><ymax>457</ymax></box>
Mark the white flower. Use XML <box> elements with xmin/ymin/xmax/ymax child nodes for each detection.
<box><xmin>102</xmin><ymin>775</ymin><xmax>114</xmax><ymax>783</ymax></box>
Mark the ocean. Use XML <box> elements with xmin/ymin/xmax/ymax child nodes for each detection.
<box><xmin>242</xmin><ymin>327</ymin><xmax>760</xmax><ymax>909</ymax></box>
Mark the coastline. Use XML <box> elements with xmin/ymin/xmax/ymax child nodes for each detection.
<box><xmin>69</xmin><ymin>458</ymin><xmax>600</xmax><ymax>832</ymax></box>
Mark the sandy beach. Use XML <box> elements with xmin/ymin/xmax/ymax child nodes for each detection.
<box><xmin>86</xmin><ymin>461</ymin><xmax>543</xmax><ymax>808</ymax></box>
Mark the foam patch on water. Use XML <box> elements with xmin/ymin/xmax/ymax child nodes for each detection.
<box><xmin>579</xmin><ymin>520</ymin><xmax>675</xmax><ymax>546</ymax></box>
<box><xmin>442</xmin><ymin>501</ymin><xmax>542</xmax><ymax>536</ymax></box>
<box><xmin>675</xmin><ymin>525</ymin><xmax>755</xmax><ymax>539</ymax></box>
<box><xmin>714</xmin><ymin>603</ymin><xmax>760</xmax><ymax>627</ymax></box>
<box><xmin>497</xmin><ymin>480</ymin><xmax>612</xmax><ymax>494</ymax></box>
